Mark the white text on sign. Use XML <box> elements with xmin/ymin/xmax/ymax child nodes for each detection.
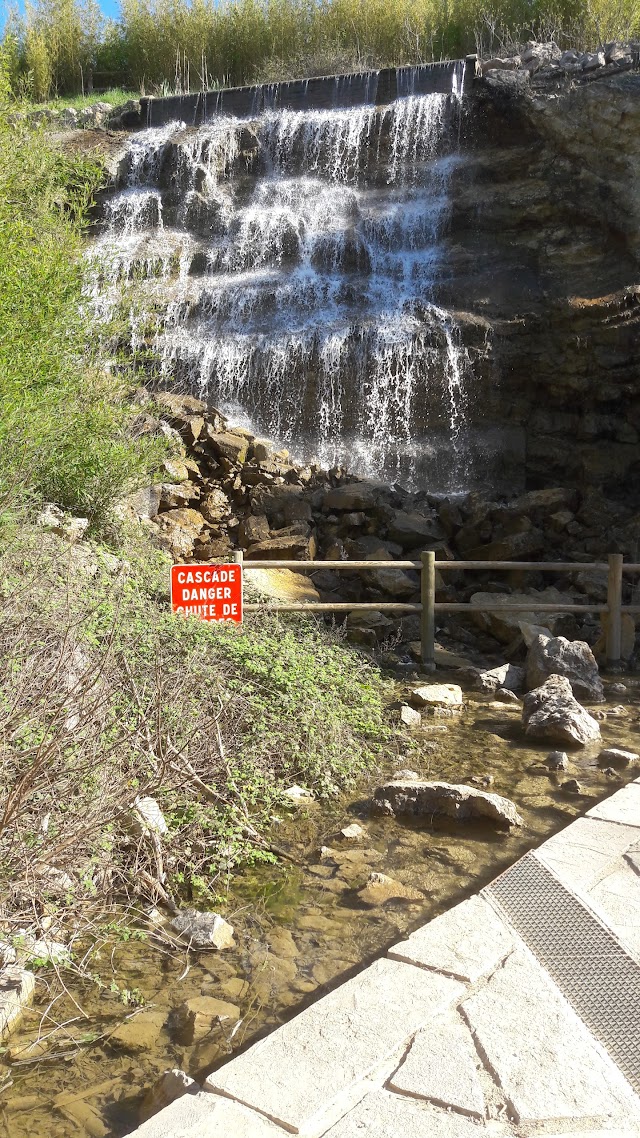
<box><xmin>170</xmin><ymin>564</ymin><xmax>243</xmax><ymax>623</ymax></box>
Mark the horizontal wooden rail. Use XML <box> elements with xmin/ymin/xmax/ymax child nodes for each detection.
<box><xmin>240</xmin><ymin>559</ymin><xmax>610</xmax><ymax>572</ymax></box>
<box><xmin>233</xmin><ymin>550</ymin><xmax>633</xmax><ymax>671</ymax></box>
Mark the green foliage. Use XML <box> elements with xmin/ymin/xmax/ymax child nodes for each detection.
<box><xmin>0</xmin><ymin>111</ymin><xmax>163</xmax><ymax>526</ymax></box>
<box><xmin>3</xmin><ymin>0</ymin><xmax>640</xmax><ymax>99</ymax></box>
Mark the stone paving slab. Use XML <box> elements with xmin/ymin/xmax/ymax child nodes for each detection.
<box><xmin>129</xmin><ymin>778</ymin><xmax>640</xmax><ymax>1138</ymax></box>
<box><xmin>387</xmin><ymin>894</ymin><xmax>513</xmax><ymax>981</ymax></box>
<box><xmin>462</xmin><ymin>948</ymin><xmax>640</xmax><ymax>1124</ymax></box>
<box><xmin>536</xmin><ymin>817</ymin><xmax>640</xmax><ymax>892</ymax></box>
<box><xmin>587</xmin><ymin>862</ymin><xmax>640</xmax><ymax>959</ymax></box>
<box><xmin>322</xmin><ymin>1089</ymin><xmax>499</xmax><ymax>1137</ymax></box>
<box><xmin>131</xmin><ymin>1090</ymin><xmax>287</xmax><ymax>1137</ymax></box>
<box><xmin>387</xmin><ymin>1010</ymin><xmax>486</xmax><ymax>1117</ymax></box>
<box><xmin>206</xmin><ymin>957</ymin><xmax>463</xmax><ymax>1134</ymax></box>
<box><xmin>587</xmin><ymin>781</ymin><xmax>640</xmax><ymax>827</ymax></box>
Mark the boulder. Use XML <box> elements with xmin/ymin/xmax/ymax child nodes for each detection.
<box><xmin>200</xmin><ymin>488</ymin><xmax>230</xmax><ymax>523</ymax></box>
<box><xmin>0</xmin><ymin>965</ymin><xmax>35</xmax><ymax>1037</ymax></box>
<box><xmin>597</xmin><ymin>747</ymin><xmax>639</xmax><ymax>768</ymax></box>
<box><xmin>357</xmin><ymin>872</ymin><xmax>423</xmax><ymax>906</ymax></box>
<box><xmin>522</xmin><ymin>675</ymin><xmax>601</xmax><ymax>747</ymax></box>
<box><xmin>399</xmin><ymin>704</ymin><xmax>421</xmax><ymax>727</ymax></box>
<box><xmin>372</xmin><ymin>780</ymin><xmax>522</xmax><ymax>828</ymax></box>
<box><xmin>246</xmin><ymin>534</ymin><xmax>316</xmax><ymax>560</ymax></box>
<box><xmin>409</xmin><ymin>683</ymin><xmax>462</xmax><ymax>709</ymax></box>
<box><xmin>546</xmin><ymin>751</ymin><xmax>569</xmax><ymax>770</ymax></box>
<box><xmin>526</xmin><ymin>634</ymin><xmax>604</xmax><ymax>701</ymax></box>
<box><xmin>153</xmin><ymin>508</ymin><xmax>207</xmax><ymax>559</ymax></box>
<box><xmin>238</xmin><ymin>514</ymin><xmax>270</xmax><ymax>546</ymax></box>
<box><xmin>465</xmin><ymin>528</ymin><xmax>544</xmax><ymax>562</ymax></box>
<box><xmin>469</xmin><ymin>589</ymin><xmax>574</xmax><ymax>644</ymax></box>
<box><xmin>322</xmin><ymin>483</ymin><xmax>380</xmax><ymax>511</ymax></box>
<box><xmin>209</xmin><ymin>431</ymin><xmax>249</xmax><ymax>466</ymax></box>
<box><xmin>364</xmin><ymin>564</ymin><xmax>418</xmax><ymax>597</ymax></box>
<box><xmin>108</xmin><ymin>1010</ymin><xmax>166</xmax><ymax>1053</ymax></box>
<box><xmin>125</xmin><ymin>485</ymin><xmax>162</xmax><ymax>519</ymax></box>
<box><xmin>475</xmin><ymin>663</ymin><xmax>524</xmax><ymax>695</ymax></box>
<box><xmin>139</xmin><ymin>1070</ymin><xmax>197</xmax><ymax>1123</ymax></box>
<box><xmin>160</xmin><ymin>481</ymin><xmax>200</xmax><ymax>510</ymax></box>
<box><xmin>244</xmin><ymin>567</ymin><xmax>320</xmax><ymax>604</ymax></box>
<box><xmin>339</xmin><ymin>823</ymin><xmax>367</xmax><ymax>841</ymax></box>
<box><xmin>131</xmin><ymin>796</ymin><xmax>168</xmax><ymax>837</ymax></box>
<box><xmin>173</xmin><ymin>996</ymin><xmax>240</xmax><ymax>1045</ymax></box>
<box><xmin>386</xmin><ymin>510</ymin><xmax>439</xmax><ymax>547</ymax></box>
<box><xmin>171</xmin><ymin>910</ymin><xmax>235</xmax><ymax>950</ymax></box>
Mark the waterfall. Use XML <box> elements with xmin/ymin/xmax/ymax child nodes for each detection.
<box><xmin>88</xmin><ymin>72</ymin><xmax>473</xmax><ymax>491</ymax></box>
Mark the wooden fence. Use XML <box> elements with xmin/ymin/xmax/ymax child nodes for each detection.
<box><xmin>233</xmin><ymin>551</ymin><xmax>639</xmax><ymax>671</ymax></box>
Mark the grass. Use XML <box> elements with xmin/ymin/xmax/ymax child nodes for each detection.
<box><xmin>39</xmin><ymin>86</ymin><xmax>139</xmax><ymax>110</ymax></box>
<box><xmin>0</xmin><ymin>523</ymin><xmax>399</xmax><ymax>926</ymax></box>
<box><xmin>3</xmin><ymin>0</ymin><xmax>639</xmax><ymax>102</ymax></box>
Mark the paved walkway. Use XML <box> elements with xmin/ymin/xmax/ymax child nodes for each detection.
<box><xmin>132</xmin><ymin>778</ymin><xmax>640</xmax><ymax>1138</ymax></box>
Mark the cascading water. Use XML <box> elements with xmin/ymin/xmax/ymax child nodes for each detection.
<box><xmin>88</xmin><ymin>68</ymin><xmax>475</xmax><ymax>490</ymax></box>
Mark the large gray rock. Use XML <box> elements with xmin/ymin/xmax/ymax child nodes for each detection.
<box><xmin>469</xmin><ymin>589</ymin><xmax>574</xmax><ymax>644</ymax></box>
<box><xmin>373</xmin><ymin>780</ymin><xmax>522</xmax><ymax>829</ymax></box>
<box><xmin>522</xmin><ymin>675</ymin><xmax>601</xmax><ymax>747</ymax></box>
<box><xmin>171</xmin><ymin>909</ymin><xmax>235</xmax><ymax>950</ymax></box>
<box><xmin>475</xmin><ymin>663</ymin><xmax>524</xmax><ymax>694</ymax></box>
<box><xmin>526</xmin><ymin>633</ymin><xmax>604</xmax><ymax>701</ymax></box>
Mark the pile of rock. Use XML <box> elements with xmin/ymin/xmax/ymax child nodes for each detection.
<box><xmin>481</xmin><ymin>39</ymin><xmax>639</xmax><ymax>87</ymax></box>
<box><xmin>121</xmin><ymin>390</ymin><xmax>638</xmax><ymax>660</ymax></box>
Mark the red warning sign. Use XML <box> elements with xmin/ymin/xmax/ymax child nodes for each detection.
<box><xmin>171</xmin><ymin>564</ymin><xmax>243</xmax><ymax>623</ymax></box>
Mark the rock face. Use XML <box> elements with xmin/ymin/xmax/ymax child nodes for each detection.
<box><xmin>522</xmin><ymin>675</ymin><xmax>601</xmax><ymax>747</ymax></box>
<box><xmin>526</xmin><ymin>633</ymin><xmax>604</xmax><ymax>701</ymax></box>
<box><xmin>373</xmin><ymin>780</ymin><xmax>523</xmax><ymax>829</ymax></box>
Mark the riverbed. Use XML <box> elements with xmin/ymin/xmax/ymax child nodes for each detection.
<box><xmin>2</xmin><ymin>671</ymin><xmax>638</xmax><ymax>1138</ymax></box>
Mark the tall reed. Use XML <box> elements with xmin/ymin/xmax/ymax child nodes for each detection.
<box><xmin>4</xmin><ymin>0</ymin><xmax>640</xmax><ymax>100</ymax></box>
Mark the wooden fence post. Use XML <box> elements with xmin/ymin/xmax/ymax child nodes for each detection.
<box><xmin>606</xmin><ymin>552</ymin><xmax>623</xmax><ymax>667</ymax></box>
<box><xmin>234</xmin><ymin>549</ymin><xmax>244</xmax><ymax>611</ymax></box>
<box><xmin>421</xmin><ymin>550</ymin><xmax>436</xmax><ymax>672</ymax></box>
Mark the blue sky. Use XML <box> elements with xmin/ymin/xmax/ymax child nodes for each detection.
<box><xmin>2</xmin><ymin>0</ymin><xmax>121</xmax><ymax>30</ymax></box>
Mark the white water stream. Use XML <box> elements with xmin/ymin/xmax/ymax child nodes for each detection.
<box><xmin>88</xmin><ymin>70</ymin><xmax>473</xmax><ymax>488</ymax></box>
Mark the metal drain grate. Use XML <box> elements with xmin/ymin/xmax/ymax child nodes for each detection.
<box><xmin>485</xmin><ymin>851</ymin><xmax>640</xmax><ymax>1094</ymax></box>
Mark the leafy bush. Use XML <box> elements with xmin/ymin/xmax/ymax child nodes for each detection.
<box><xmin>0</xmin><ymin>107</ymin><xmax>163</xmax><ymax>526</ymax></box>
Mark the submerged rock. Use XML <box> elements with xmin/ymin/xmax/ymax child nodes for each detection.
<box><xmin>526</xmin><ymin>633</ymin><xmax>604</xmax><ymax>701</ymax></box>
<box><xmin>357</xmin><ymin>872</ymin><xmax>424</xmax><ymax>906</ymax></box>
<box><xmin>171</xmin><ymin>909</ymin><xmax>235</xmax><ymax>950</ymax></box>
<box><xmin>546</xmin><ymin>750</ymin><xmax>569</xmax><ymax>771</ymax></box>
<box><xmin>597</xmin><ymin>747</ymin><xmax>639</xmax><ymax>767</ymax></box>
<box><xmin>372</xmin><ymin>780</ymin><xmax>522</xmax><ymax>829</ymax></box>
<box><xmin>108</xmin><ymin>1009</ymin><xmax>166</xmax><ymax>1053</ymax></box>
<box><xmin>522</xmin><ymin>675</ymin><xmax>601</xmax><ymax>747</ymax></box>
<box><xmin>172</xmin><ymin>996</ymin><xmax>240</xmax><ymax>1045</ymax></box>
<box><xmin>139</xmin><ymin>1069</ymin><xmax>198</xmax><ymax>1123</ymax></box>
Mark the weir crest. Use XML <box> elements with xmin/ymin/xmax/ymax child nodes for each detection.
<box><xmin>89</xmin><ymin>67</ymin><xmax>477</xmax><ymax>490</ymax></box>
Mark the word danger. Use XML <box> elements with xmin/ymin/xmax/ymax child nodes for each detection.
<box><xmin>171</xmin><ymin>565</ymin><xmax>243</xmax><ymax>623</ymax></box>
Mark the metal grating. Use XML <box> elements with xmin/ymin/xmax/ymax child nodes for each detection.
<box><xmin>485</xmin><ymin>851</ymin><xmax>640</xmax><ymax>1094</ymax></box>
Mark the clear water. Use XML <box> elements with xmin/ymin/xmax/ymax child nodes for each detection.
<box><xmin>2</xmin><ymin>675</ymin><xmax>638</xmax><ymax>1138</ymax></box>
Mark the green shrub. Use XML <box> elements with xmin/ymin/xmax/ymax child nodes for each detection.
<box><xmin>0</xmin><ymin>111</ymin><xmax>163</xmax><ymax>527</ymax></box>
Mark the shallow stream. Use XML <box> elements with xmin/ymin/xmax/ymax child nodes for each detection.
<box><xmin>2</xmin><ymin>671</ymin><xmax>639</xmax><ymax>1137</ymax></box>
